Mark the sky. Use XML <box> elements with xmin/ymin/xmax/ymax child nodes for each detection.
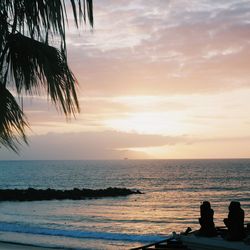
<box><xmin>1</xmin><ymin>0</ymin><xmax>250</xmax><ymax>160</ymax></box>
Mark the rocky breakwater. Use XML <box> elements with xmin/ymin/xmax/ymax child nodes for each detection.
<box><xmin>0</xmin><ymin>187</ymin><xmax>142</xmax><ymax>201</ymax></box>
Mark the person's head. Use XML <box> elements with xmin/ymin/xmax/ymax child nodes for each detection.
<box><xmin>229</xmin><ymin>201</ymin><xmax>241</xmax><ymax>211</ymax></box>
<box><xmin>201</xmin><ymin>201</ymin><xmax>211</xmax><ymax>210</ymax></box>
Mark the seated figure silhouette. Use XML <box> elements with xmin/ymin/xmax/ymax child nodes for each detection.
<box><xmin>224</xmin><ymin>201</ymin><xmax>245</xmax><ymax>241</ymax></box>
<box><xmin>199</xmin><ymin>201</ymin><xmax>217</xmax><ymax>237</ymax></box>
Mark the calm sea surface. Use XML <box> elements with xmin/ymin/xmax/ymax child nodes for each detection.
<box><xmin>0</xmin><ymin>159</ymin><xmax>249</xmax><ymax>249</ymax></box>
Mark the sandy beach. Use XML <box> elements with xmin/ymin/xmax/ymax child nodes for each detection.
<box><xmin>0</xmin><ymin>242</ymin><xmax>62</xmax><ymax>250</ymax></box>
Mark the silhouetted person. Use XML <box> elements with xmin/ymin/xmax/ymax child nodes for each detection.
<box><xmin>199</xmin><ymin>201</ymin><xmax>217</xmax><ymax>237</ymax></box>
<box><xmin>224</xmin><ymin>201</ymin><xmax>245</xmax><ymax>241</ymax></box>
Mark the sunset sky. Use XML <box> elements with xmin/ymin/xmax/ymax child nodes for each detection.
<box><xmin>1</xmin><ymin>0</ymin><xmax>250</xmax><ymax>160</ymax></box>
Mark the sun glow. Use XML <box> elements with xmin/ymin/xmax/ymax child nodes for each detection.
<box><xmin>103</xmin><ymin>111</ymin><xmax>188</xmax><ymax>136</ymax></box>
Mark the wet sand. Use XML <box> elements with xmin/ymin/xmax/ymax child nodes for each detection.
<box><xmin>0</xmin><ymin>242</ymin><xmax>63</xmax><ymax>250</ymax></box>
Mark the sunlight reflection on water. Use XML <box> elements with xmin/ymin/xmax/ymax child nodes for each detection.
<box><xmin>0</xmin><ymin>159</ymin><xmax>249</xmax><ymax>249</ymax></box>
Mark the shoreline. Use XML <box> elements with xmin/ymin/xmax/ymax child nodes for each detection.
<box><xmin>0</xmin><ymin>241</ymin><xmax>63</xmax><ymax>250</ymax></box>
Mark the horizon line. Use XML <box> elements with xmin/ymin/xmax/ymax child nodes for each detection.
<box><xmin>1</xmin><ymin>157</ymin><xmax>250</xmax><ymax>161</ymax></box>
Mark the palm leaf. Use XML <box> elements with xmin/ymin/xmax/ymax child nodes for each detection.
<box><xmin>0</xmin><ymin>84</ymin><xmax>28</xmax><ymax>152</ymax></box>
<box><xmin>3</xmin><ymin>0</ymin><xmax>93</xmax><ymax>51</ymax></box>
<box><xmin>0</xmin><ymin>0</ymin><xmax>94</xmax><ymax>152</ymax></box>
<box><xmin>85</xmin><ymin>0</ymin><xmax>93</xmax><ymax>26</ymax></box>
<box><xmin>7</xmin><ymin>33</ymin><xmax>79</xmax><ymax>115</ymax></box>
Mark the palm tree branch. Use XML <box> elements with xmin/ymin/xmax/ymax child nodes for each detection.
<box><xmin>6</xmin><ymin>33</ymin><xmax>80</xmax><ymax>115</ymax></box>
<box><xmin>4</xmin><ymin>0</ymin><xmax>93</xmax><ymax>40</ymax></box>
<box><xmin>0</xmin><ymin>84</ymin><xmax>28</xmax><ymax>152</ymax></box>
<box><xmin>0</xmin><ymin>0</ymin><xmax>94</xmax><ymax>152</ymax></box>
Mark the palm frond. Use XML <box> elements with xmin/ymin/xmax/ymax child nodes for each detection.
<box><xmin>0</xmin><ymin>7</ymin><xmax>8</xmax><ymax>48</ymax></box>
<box><xmin>7</xmin><ymin>33</ymin><xmax>79</xmax><ymax>115</ymax></box>
<box><xmin>85</xmin><ymin>0</ymin><xmax>93</xmax><ymax>27</ymax></box>
<box><xmin>0</xmin><ymin>0</ymin><xmax>94</xmax><ymax>152</ymax></box>
<box><xmin>0</xmin><ymin>84</ymin><xmax>28</xmax><ymax>152</ymax></box>
<box><xmin>3</xmin><ymin>0</ymin><xmax>93</xmax><ymax>48</ymax></box>
<box><xmin>0</xmin><ymin>7</ymin><xmax>9</xmax><ymax>69</ymax></box>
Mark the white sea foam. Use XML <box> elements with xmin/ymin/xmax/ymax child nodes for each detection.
<box><xmin>0</xmin><ymin>222</ymin><xmax>166</xmax><ymax>242</ymax></box>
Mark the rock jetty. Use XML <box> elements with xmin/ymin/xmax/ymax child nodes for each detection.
<box><xmin>0</xmin><ymin>187</ymin><xmax>142</xmax><ymax>201</ymax></box>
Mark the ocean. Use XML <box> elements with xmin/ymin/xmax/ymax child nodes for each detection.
<box><xmin>0</xmin><ymin>159</ymin><xmax>249</xmax><ymax>249</ymax></box>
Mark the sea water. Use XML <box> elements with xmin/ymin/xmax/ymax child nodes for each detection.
<box><xmin>0</xmin><ymin>159</ymin><xmax>249</xmax><ymax>249</ymax></box>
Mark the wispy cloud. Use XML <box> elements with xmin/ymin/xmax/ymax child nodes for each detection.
<box><xmin>1</xmin><ymin>1</ymin><xmax>250</xmax><ymax>159</ymax></box>
<box><xmin>64</xmin><ymin>0</ymin><xmax>250</xmax><ymax>96</ymax></box>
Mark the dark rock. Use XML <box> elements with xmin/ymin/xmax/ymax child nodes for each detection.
<box><xmin>0</xmin><ymin>187</ymin><xmax>142</xmax><ymax>201</ymax></box>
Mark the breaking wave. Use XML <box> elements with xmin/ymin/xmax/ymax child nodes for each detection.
<box><xmin>0</xmin><ymin>222</ymin><xmax>167</xmax><ymax>243</ymax></box>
